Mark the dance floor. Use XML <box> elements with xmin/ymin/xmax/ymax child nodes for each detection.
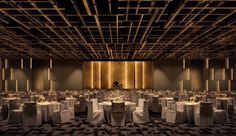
<box><xmin>1</xmin><ymin>112</ymin><xmax>236</xmax><ymax>136</ymax></box>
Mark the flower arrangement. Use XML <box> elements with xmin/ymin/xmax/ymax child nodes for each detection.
<box><xmin>112</xmin><ymin>81</ymin><xmax>123</xmax><ymax>89</ymax></box>
<box><xmin>38</xmin><ymin>95</ymin><xmax>46</xmax><ymax>102</ymax></box>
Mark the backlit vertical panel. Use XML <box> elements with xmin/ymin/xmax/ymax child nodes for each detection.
<box><xmin>82</xmin><ymin>61</ymin><xmax>92</xmax><ymax>89</ymax></box>
<box><xmin>93</xmin><ymin>61</ymin><xmax>101</xmax><ymax>89</ymax></box>
<box><xmin>111</xmin><ymin>61</ymin><xmax>125</xmax><ymax>88</ymax></box>
<box><xmin>135</xmin><ymin>61</ymin><xmax>143</xmax><ymax>89</ymax></box>
<box><xmin>144</xmin><ymin>61</ymin><xmax>153</xmax><ymax>88</ymax></box>
<box><xmin>127</xmin><ymin>62</ymin><xmax>135</xmax><ymax>89</ymax></box>
<box><xmin>101</xmin><ymin>62</ymin><xmax>109</xmax><ymax>88</ymax></box>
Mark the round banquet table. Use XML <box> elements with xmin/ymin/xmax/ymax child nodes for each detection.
<box><xmin>183</xmin><ymin>102</ymin><xmax>199</xmax><ymax>123</ymax></box>
<box><xmin>37</xmin><ymin>101</ymin><xmax>60</xmax><ymax>122</ymax></box>
<box><xmin>98</xmin><ymin>101</ymin><xmax>136</xmax><ymax>123</ymax></box>
<box><xmin>1</xmin><ymin>97</ymin><xmax>21</xmax><ymax>118</ymax></box>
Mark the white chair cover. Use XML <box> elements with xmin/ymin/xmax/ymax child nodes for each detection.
<box><xmin>194</xmin><ymin>102</ymin><xmax>214</xmax><ymax>127</ymax></box>
<box><xmin>214</xmin><ymin>99</ymin><xmax>229</xmax><ymax>124</ymax></box>
<box><xmin>87</xmin><ymin>101</ymin><xmax>104</xmax><ymax>124</ymax></box>
<box><xmin>111</xmin><ymin>102</ymin><xmax>125</xmax><ymax>126</ymax></box>
<box><xmin>23</xmin><ymin>102</ymin><xmax>42</xmax><ymax>126</ymax></box>
<box><xmin>133</xmin><ymin>100</ymin><xmax>149</xmax><ymax>123</ymax></box>
<box><xmin>136</xmin><ymin>98</ymin><xmax>145</xmax><ymax>110</ymax></box>
<box><xmin>8</xmin><ymin>99</ymin><xmax>23</xmax><ymax>124</ymax></box>
<box><xmin>166</xmin><ymin>101</ymin><xmax>186</xmax><ymax>124</ymax></box>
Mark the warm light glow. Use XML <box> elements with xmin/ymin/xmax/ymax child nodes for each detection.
<box><xmin>231</xmin><ymin>68</ymin><xmax>234</xmax><ymax>80</ymax></box>
<box><xmin>183</xmin><ymin>59</ymin><xmax>185</xmax><ymax>69</ymax></box>
<box><xmin>211</xmin><ymin>68</ymin><xmax>214</xmax><ymax>80</ymax></box>
<box><xmin>205</xmin><ymin>80</ymin><xmax>209</xmax><ymax>92</ymax></box>
<box><xmin>27</xmin><ymin>80</ymin><xmax>29</xmax><ymax>91</ymax></box>
<box><xmin>30</xmin><ymin>58</ymin><xmax>32</xmax><ymax>69</ymax></box>
<box><xmin>5</xmin><ymin>80</ymin><xmax>8</xmax><ymax>92</ymax></box>
<box><xmin>142</xmin><ymin>61</ymin><xmax>145</xmax><ymax>89</ymax></box>
<box><xmin>187</xmin><ymin>68</ymin><xmax>190</xmax><ymax>80</ymax></box>
<box><xmin>226</xmin><ymin>58</ymin><xmax>229</xmax><ymax>69</ymax></box>
<box><xmin>48</xmin><ymin>68</ymin><xmax>50</xmax><ymax>80</ymax></box>
<box><xmin>50</xmin><ymin>59</ymin><xmax>52</xmax><ymax>69</ymax></box>
<box><xmin>222</xmin><ymin>68</ymin><xmax>225</xmax><ymax>80</ymax></box>
<box><xmin>16</xmin><ymin>80</ymin><xmax>18</xmax><ymax>91</ymax></box>
<box><xmin>228</xmin><ymin>80</ymin><xmax>231</xmax><ymax>92</ymax></box>
<box><xmin>5</xmin><ymin>59</ymin><xmax>8</xmax><ymax>69</ymax></box>
<box><xmin>216</xmin><ymin>80</ymin><xmax>220</xmax><ymax>92</ymax></box>
<box><xmin>2</xmin><ymin>68</ymin><xmax>5</xmax><ymax>80</ymax></box>
<box><xmin>179</xmin><ymin>80</ymin><xmax>183</xmax><ymax>92</ymax></box>
<box><xmin>108</xmin><ymin>61</ymin><xmax>111</xmax><ymax>88</ymax></box>
<box><xmin>99</xmin><ymin>61</ymin><xmax>101</xmax><ymax>89</ymax></box>
<box><xmin>135</xmin><ymin>61</ymin><xmax>137</xmax><ymax>89</ymax></box>
<box><xmin>10</xmin><ymin>68</ymin><xmax>13</xmax><ymax>80</ymax></box>
<box><xmin>91</xmin><ymin>61</ymin><xmax>94</xmax><ymax>89</ymax></box>
<box><xmin>205</xmin><ymin>58</ymin><xmax>209</xmax><ymax>69</ymax></box>
<box><xmin>50</xmin><ymin>80</ymin><xmax>53</xmax><ymax>91</ymax></box>
<box><xmin>125</xmin><ymin>61</ymin><xmax>128</xmax><ymax>88</ymax></box>
<box><xmin>21</xmin><ymin>59</ymin><xmax>23</xmax><ymax>69</ymax></box>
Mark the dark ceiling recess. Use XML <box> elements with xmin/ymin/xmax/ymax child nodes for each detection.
<box><xmin>0</xmin><ymin>0</ymin><xmax>235</xmax><ymax>60</ymax></box>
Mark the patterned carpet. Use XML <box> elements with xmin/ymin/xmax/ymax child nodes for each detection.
<box><xmin>1</xmin><ymin>113</ymin><xmax>236</xmax><ymax>136</ymax></box>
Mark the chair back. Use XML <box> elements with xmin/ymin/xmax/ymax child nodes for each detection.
<box><xmin>87</xmin><ymin>101</ymin><xmax>93</xmax><ymax>122</ymax></box>
<box><xmin>61</xmin><ymin>101</ymin><xmax>69</xmax><ymax>110</ymax></box>
<box><xmin>91</xmin><ymin>98</ymin><xmax>98</xmax><ymax>110</ymax></box>
<box><xmin>200</xmin><ymin>102</ymin><xmax>213</xmax><ymax>118</ymax></box>
<box><xmin>8</xmin><ymin>99</ymin><xmax>21</xmax><ymax>110</ymax></box>
<box><xmin>138</xmin><ymin>98</ymin><xmax>145</xmax><ymax>108</ymax></box>
<box><xmin>23</xmin><ymin>102</ymin><xmax>37</xmax><ymax>117</ymax></box>
<box><xmin>143</xmin><ymin>100</ymin><xmax>149</xmax><ymax>122</ymax></box>
<box><xmin>111</xmin><ymin>102</ymin><xmax>125</xmax><ymax>113</ymax></box>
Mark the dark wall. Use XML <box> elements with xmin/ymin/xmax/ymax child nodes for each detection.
<box><xmin>153</xmin><ymin>59</ymin><xmax>204</xmax><ymax>91</ymax></box>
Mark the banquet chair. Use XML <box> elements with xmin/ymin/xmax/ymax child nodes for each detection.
<box><xmin>151</xmin><ymin>96</ymin><xmax>160</xmax><ymax>113</ymax></box>
<box><xmin>23</xmin><ymin>102</ymin><xmax>42</xmax><ymax>126</ymax></box>
<box><xmin>91</xmin><ymin>98</ymin><xmax>99</xmax><ymax>110</ymax></box>
<box><xmin>87</xmin><ymin>100</ymin><xmax>104</xmax><ymax>124</ymax></box>
<box><xmin>133</xmin><ymin>100</ymin><xmax>149</xmax><ymax>124</ymax></box>
<box><xmin>136</xmin><ymin>98</ymin><xmax>145</xmax><ymax>110</ymax></box>
<box><xmin>214</xmin><ymin>99</ymin><xmax>229</xmax><ymax>124</ymax></box>
<box><xmin>194</xmin><ymin>102</ymin><xmax>214</xmax><ymax>127</ymax></box>
<box><xmin>111</xmin><ymin>102</ymin><xmax>125</xmax><ymax>126</ymax></box>
<box><xmin>76</xmin><ymin>95</ymin><xmax>87</xmax><ymax>113</ymax></box>
<box><xmin>8</xmin><ymin>99</ymin><xmax>23</xmax><ymax>124</ymax></box>
<box><xmin>161</xmin><ymin>99</ymin><xmax>170</xmax><ymax>120</ymax></box>
<box><xmin>52</xmin><ymin>101</ymin><xmax>71</xmax><ymax>124</ymax></box>
<box><xmin>166</xmin><ymin>101</ymin><xmax>186</xmax><ymax>124</ymax></box>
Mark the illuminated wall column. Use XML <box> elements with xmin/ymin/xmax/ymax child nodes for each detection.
<box><xmin>222</xmin><ymin>68</ymin><xmax>225</xmax><ymax>80</ymax></box>
<box><xmin>20</xmin><ymin>59</ymin><xmax>24</xmax><ymax>69</ymax></box>
<box><xmin>183</xmin><ymin>59</ymin><xmax>186</xmax><ymax>69</ymax></box>
<box><xmin>126</xmin><ymin>62</ymin><xmax>135</xmax><ymax>89</ymax></box>
<box><xmin>30</xmin><ymin>58</ymin><xmax>32</xmax><ymax>69</ymax></box>
<box><xmin>143</xmin><ymin>61</ymin><xmax>153</xmax><ymax>89</ymax></box>
<box><xmin>16</xmin><ymin>80</ymin><xmax>18</xmax><ymax>91</ymax></box>
<box><xmin>5</xmin><ymin>80</ymin><xmax>8</xmax><ymax>92</ymax></box>
<box><xmin>205</xmin><ymin>58</ymin><xmax>209</xmax><ymax>69</ymax></box>
<box><xmin>142</xmin><ymin>61</ymin><xmax>145</xmax><ymax>89</ymax></box>
<box><xmin>82</xmin><ymin>61</ymin><xmax>93</xmax><ymax>89</ymax></box>
<box><xmin>5</xmin><ymin>59</ymin><xmax>8</xmax><ymax>69</ymax></box>
<box><xmin>125</xmin><ymin>61</ymin><xmax>128</xmax><ymax>89</ymax></box>
<box><xmin>226</xmin><ymin>58</ymin><xmax>229</xmax><ymax>69</ymax></box>
<box><xmin>91</xmin><ymin>61</ymin><xmax>94</xmax><ymax>89</ymax></box>
<box><xmin>211</xmin><ymin>68</ymin><xmax>214</xmax><ymax>80</ymax></box>
<box><xmin>187</xmin><ymin>68</ymin><xmax>190</xmax><ymax>80</ymax></box>
<box><xmin>101</xmin><ymin>62</ymin><xmax>109</xmax><ymax>89</ymax></box>
<box><xmin>109</xmin><ymin>61</ymin><xmax>111</xmax><ymax>88</ymax></box>
<box><xmin>216</xmin><ymin>80</ymin><xmax>220</xmax><ymax>92</ymax></box>
<box><xmin>135</xmin><ymin>61</ymin><xmax>143</xmax><ymax>89</ymax></box>
<box><xmin>27</xmin><ymin>80</ymin><xmax>29</xmax><ymax>91</ymax></box>
<box><xmin>93</xmin><ymin>61</ymin><xmax>101</xmax><ymax>89</ymax></box>
<box><xmin>111</xmin><ymin>61</ymin><xmax>125</xmax><ymax>88</ymax></box>
<box><xmin>205</xmin><ymin>80</ymin><xmax>209</xmax><ymax>92</ymax></box>
<box><xmin>228</xmin><ymin>80</ymin><xmax>231</xmax><ymax>92</ymax></box>
<box><xmin>179</xmin><ymin>80</ymin><xmax>183</xmax><ymax>92</ymax></box>
<box><xmin>231</xmin><ymin>68</ymin><xmax>234</xmax><ymax>80</ymax></box>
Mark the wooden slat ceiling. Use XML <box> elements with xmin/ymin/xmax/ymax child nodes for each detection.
<box><xmin>0</xmin><ymin>0</ymin><xmax>236</xmax><ymax>60</ymax></box>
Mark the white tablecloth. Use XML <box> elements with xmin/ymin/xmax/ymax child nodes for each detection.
<box><xmin>37</xmin><ymin>101</ymin><xmax>60</xmax><ymax>122</ymax></box>
<box><xmin>98</xmin><ymin>101</ymin><xmax>136</xmax><ymax>123</ymax></box>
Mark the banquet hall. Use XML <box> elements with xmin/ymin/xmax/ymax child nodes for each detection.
<box><xmin>0</xmin><ymin>0</ymin><xmax>236</xmax><ymax>136</ymax></box>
